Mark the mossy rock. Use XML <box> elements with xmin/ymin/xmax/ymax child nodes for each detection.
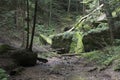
<box><xmin>39</xmin><ymin>34</ymin><xmax>52</xmax><ymax>45</ymax></box>
<box><xmin>83</xmin><ymin>27</ymin><xmax>111</xmax><ymax>52</ymax></box>
<box><xmin>0</xmin><ymin>44</ymin><xmax>12</xmax><ymax>54</ymax></box>
<box><xmin>11</xmin><ymin>49</ymin><xmax>37</xmax><ymax>67</ymax></box>
<box><xmin>51</xmin><ymin>31</ymin><xmax>84</xmax><ymax>54</ymax></box>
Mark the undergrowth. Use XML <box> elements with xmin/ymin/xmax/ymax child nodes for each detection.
<box><xmin>81</xmin><ymin>45</ymin><xmax>120</xmax><ymax>71</ymax></box>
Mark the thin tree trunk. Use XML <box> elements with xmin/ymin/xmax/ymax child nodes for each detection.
<box><xmin>15</xmin><ymin>6</ymin><xmax>19</xmax><ymax>29</ymax></box>
<box><xmin>14</xmin><ymin>11</ymin><xmax>17</xmax><ymax>27</ymax></box>
<box><xmin>76</xmin><ymin>0</ymin><xmax>79</xmax><ymax>12</ymax></box>
<box><xmin>67</xmin><ymin>0</ymin><xmax>71</xmax><ymax>13</ymax></box>
<box><xmin>26</xmin><ymin>0</ymin><xmax>30</xmax><ymax>49</ymax></box>
<box><xmin>49</xmin><ymin>0</ymin><xmax>52</xmax><ymax>26</ymax></box>
<box><xmin>21</xmin><ymin>0</ymin><xmax>26</xmax><ymax>48</ymax></box>
<box><xmin>29</xmin><ymin>0</ymin><xmax>38</xmax><ymax>51</ymax></box>
<box><xmin>82</xmin><ymin>0</ymin><xmax>85</xmax><ymax>15</ymax></box>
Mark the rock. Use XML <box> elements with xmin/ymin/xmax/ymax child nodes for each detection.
<box><xmin>83</xmin><ymin>27</ymin><xmax>111</xmax><ymax>52</ymax></box>
<box><xmin>51</xmin><ymin>32</ymin><xmax>84</xmax><ymax>54</ymax></box>
<box><xmin>11</xmin><ymin>49</ymin><xmax>37</xmax><ymax>67</ymax></box>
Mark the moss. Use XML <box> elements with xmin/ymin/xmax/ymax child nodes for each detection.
<box><xmin>70</xmin><ymin>32</ymin><xmax>84</xmax><ymax>53</ymax></box>
<box><xmin>51</xmin><ymin>32</ymin><xmax>84</xmax><ymax>54</ymax></box>
<box><xmin>51</xmin><ymin>32</ymin><xmax>73</xmax><ymax>54</ymax></box>
<box><xmin>39</xmin><ymin>34</ymin><xmax>52</xmax><ymax>45</ymax></box>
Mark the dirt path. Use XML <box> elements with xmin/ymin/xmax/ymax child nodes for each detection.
<box><xmin>8</xmin><ymin>56</ymin><xmax>120</xmax><ymax>80</ymax></box>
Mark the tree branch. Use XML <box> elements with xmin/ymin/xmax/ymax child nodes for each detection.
<box><xmin>67</xmin><ymin>4</ymin><xmax>104</xmax><ymax>32</ymax></box>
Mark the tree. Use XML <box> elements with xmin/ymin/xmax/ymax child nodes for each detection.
<box><xmin>49</xmin><ymin>0</ymin><xmax>52</xmax><ymax>26</ymax></box>
<box><xmin>67</xmin><ymin>0</ymin><xmax>71</xmax><ymax>13</ymax></box>
<box><xmin>26</xmin><ymin>0</ymin><xmax>30</xmax><ymax>49</ymax></box>
<box><xmin>29</xmin><ymin>0</ymin><xmax>38</xmax><ymax>51</ymax></box>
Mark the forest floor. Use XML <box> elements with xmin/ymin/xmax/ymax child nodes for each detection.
<box><xmin>1</xmin><ymin>51</ymin><xmax>120</xmax><ymax>80</ymax></box>
<box><xmin>0</xmin><ymin>28</ymin><xmax>120</xmax><ymax>80</ymax></box>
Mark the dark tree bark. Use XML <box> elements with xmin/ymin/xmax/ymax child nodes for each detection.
<box><xmin>29</xmin><ymin>0</ymin><xmax>38</xmax><ymax>51</ymax></box>
<box><xmin>26</xmin><ymin>0</ymin><xmax>30</xmax><ymax>49</ymax></box>
<box><xmin>21</xmin><ymin>0</ymin><xmax>26</xmax><ymax>48</ymax></box>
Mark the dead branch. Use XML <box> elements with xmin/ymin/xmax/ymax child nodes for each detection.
<box><xmin>67</xmin><ymin>4</ymin><xmax>104</xmax><ymax>32</ymax></box>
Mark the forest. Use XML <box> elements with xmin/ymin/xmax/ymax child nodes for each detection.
<box><xmin>0</xmin><ymin>0</ymin><xmax>120</xmax><ymax>80</ymax></box>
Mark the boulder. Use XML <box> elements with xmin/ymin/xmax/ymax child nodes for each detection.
<box><xmin>51</xmin><ymin>32</ymin><xmax>84</xmax><ymax>54</ymax></box>
<box><xmin>11</xmin><ymin>49</ymin><xmax>37</xmax><ymax>67</ymax></box>
<box><xmin>83</xmin><ymin>27</ymin><xmax>111</xmax><ymax>52</ymax></box>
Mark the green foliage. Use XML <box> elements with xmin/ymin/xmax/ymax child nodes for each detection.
<box><xmin>0</xmin><ymin>68</ymin><xmax>8</xmax><ymax>80</ymax></box>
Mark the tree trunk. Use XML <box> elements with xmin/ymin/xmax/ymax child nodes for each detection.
<box><xmin>82</xmin><ymin>0</ymin><xmax>86</xmax><ymax>15</ymax></box>
<box><xmin>26</xmin><ymin>0</ymin><xmax>30</xmax><ymax>49</ymax></box>
<box><xmin>21</xmin><ymin>0</ymin><xmax>26</xmax><ymax>48</ymax></box>
<box><xmin>49</xmin><ymin>0</ymin><xmax>52</xmax><ymax>26</ymax></box>
<box><xmin>76</xmin><ymin>0</ymin><xmax>79</xmax><ymax>12</ymax></box>
<box><xmin>29</xmin><ymin>0</ymin><xmax>38</xmax><ymax>51</ymax></box>
<box><xmin>67</xmin><ymin>0</ymin><xmax>71</xmax><ymax>13</ymax></box>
